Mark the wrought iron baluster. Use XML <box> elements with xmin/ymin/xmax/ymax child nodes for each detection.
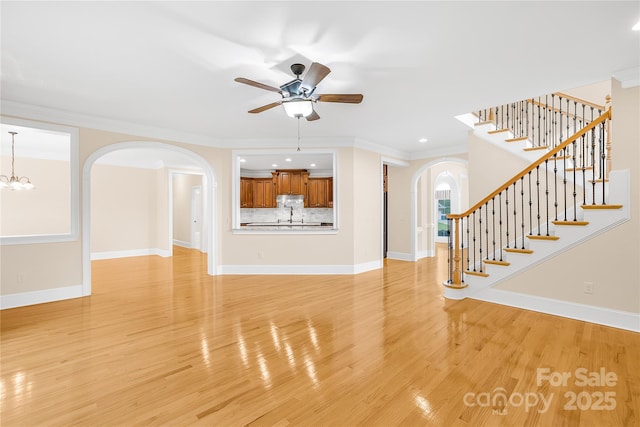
<box><xmin>554</xmin><ymin>153</ymin><xmax>559</xmax><ymax>221</ymax></box>
<box><xmin>472</xmin><ymin>211</ymin><xmax>477</xmax><ymax>272</ymax></box>
<box><xmin>544</xmin><ymin>161</ymin><xmax>550</xmax><ymax>236</ymax></box>
<box><xmin>513</xmin><ymin>182</ymin><xmax>518</xmax><ymax>249</ymax></box>
<box><xmin>536</xmin><ymin>166</ymin><xmax>541</xmax><ymax>235</ymax></box>
<box><xmin>563</xmin><ymin>146</ymin><xmax>568</xmax><ymax>221</ymax></box>
<box><xmin>520</xmin><ymin>177</ymin><xmax>526</xmax><ymax>249</ymax></box>
<box><xmin>581</xmin><ymin>132</ymin><xmax>587</xmax><ymax>206</ymax></box>
<box><xmin>528</xmin><ymin>171</ymin><xmax>533</xmax><ymax>235</ymax></box>
<box><xmin>499</xmin><ymin>192</ymin><xmax>503</xmax><ymax>261</ymax></box>
<box><xmin>572</xmin><ymin>140</ymin><xmax>577</xmax><ymax>220</ymax></box>
<box><xmin>485</xmin><ymin>202</ymin><xmax>489</xmax><ymax>262</ymax></box>
<box><xmin>505</xmin><ymin>188</ymin><xmax>510</xmax><ymax>248</ymax></box>
<box><xmin>492</xmin><ymin>198</ymin><xmax>496</xmax><ymax>261</ymax></box>
<box><xmin>478</xmin><ymin>206</ymin><xmax>483</xmax><ymax>270</ymax></box>
<box><xmin>537</xmin><ymin>97</ymin><xmax>542</xmax><ymax>147</ymax></box>
<box><xmin>465</xmin><ymin>215</ymin><xmax>470</xmax><ymax>273</ymax></box>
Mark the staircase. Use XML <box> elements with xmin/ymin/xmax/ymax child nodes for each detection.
<box><xmin>445</xmin><ymin>93</ymin><xmax>631</xmax><ymax>300</ymax></box>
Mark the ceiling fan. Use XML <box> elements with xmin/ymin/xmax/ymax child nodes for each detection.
<box><xmin>234</xmin><ymin>62</ymin><xmax>363</xmax><ymax>121</ymax></box>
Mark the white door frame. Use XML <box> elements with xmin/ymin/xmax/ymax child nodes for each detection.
<box><xmin>82</xmin><ymin>141</ymin><xmax>218</xmax><ymax>297</ymax></box>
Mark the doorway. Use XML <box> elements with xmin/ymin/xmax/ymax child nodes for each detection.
<box><xmin>82</xmin><ymin>142</ymin><xmax>217</xmax><ymax>296</ymax></box>
<box><xmin>191</xmin><ymin>185</ymin><xmax>202</xmax><ymax>250</ymax></box>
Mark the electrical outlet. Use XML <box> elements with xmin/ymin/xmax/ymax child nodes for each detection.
<box><xmin>584</xmin><ymin>282</ymin><xmax>594</xmax><ymax>294</ymax></box>
<box><xmin>258</xmin><ymin>251</ymin><xmax>264</xmax><ymax>259</ymax></box>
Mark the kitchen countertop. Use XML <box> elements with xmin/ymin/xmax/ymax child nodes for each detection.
<box><xmin>237</xmin><ymin>222</ymin><xmax>335</xmax><ymax>232</ymax></box>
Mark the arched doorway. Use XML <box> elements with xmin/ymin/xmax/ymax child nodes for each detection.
<box><xmin>411</xmin><ymin>158</ymin><xmax>467</xmax><ymax>261</ymax></box>
<box><xmin>81</xmin><ymin>141</ymin><xmax>217</xmax><ymax>296</ymax></box>
<box><xmin>433</xmin><ymin>172</ymin><xmax>459</xmax><ymax>244</ymax></box>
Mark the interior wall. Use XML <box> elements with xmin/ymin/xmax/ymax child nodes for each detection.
<box><xmin>494</xmin><ymin>79</ymin><xmax>639</xmax><ymax>313</ymax></box>
<box><xmin>467</xmin><ymin>134</ymin><xmax>531</xmax><ymax>204</ymax></box>
<box><xmin>562</xmin><ymin>80</ymin><xmax>611</xmax><ymax>106</ymax></box>
<box><xmin>90</xmin><ymin>163</ymin><xmax>168</xmax><ymax>255</ymax></box>
<box><xmin>353</xmin><ymin>148</ymin><xmax>382</xmax><ymax>264</ymax></box>
<box><xmin>220</xmin><ymin>147</ymin><xmax>364</xmax><ymax>269</ymax></box>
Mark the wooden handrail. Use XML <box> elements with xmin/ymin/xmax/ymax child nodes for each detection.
<box><xmin>528</xmin><ymin>99</ymin><xmax>581</xmax><ymax>119</ymax></box>
<box><xmin>553</xmin><ymin>92</ymin><xmax>606</xmax><ymax>111</ymax></box>
<box><xmin>448</xmin><ymin>108</ymin><xmax>611</xmax><ymax>220</ymax></box>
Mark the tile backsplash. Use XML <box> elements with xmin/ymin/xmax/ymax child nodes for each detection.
<box><xmin>240</xmin><ymin>208</ymin><xmax>333</xmax><ymax>224</ymax></box>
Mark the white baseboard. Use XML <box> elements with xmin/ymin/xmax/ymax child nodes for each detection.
<box><xmin>173</xmin><ymin>239</ymin><xmax>191</xmax><ymax>249</ymax></box>
<box><xmin>91</xmin><ymin>248</ymin><xmax>170</xmax><ymax>260</ymax></box>
<box><xmin>219</xmin><ymin>260</ymin><xmax>382</xmax><ymax>275</ymax></box>
<box><xmin>386</xmin><ymin>251</ymin><xmax>413</xmax><ymax>261</ymax></box>
<box><xmin>471</xmin><ymin>288</ymin><xmax>640</xmax><ymax>333</ymax></box>
<box><xmin>417</xmin><ymin>249</ymin><xmax>434</xmax><ymax>259</ymax></box>
<box><xmin>1</xmin><ymin>285</ymin><xmax>84</xmax><ymax>310</ymax></box>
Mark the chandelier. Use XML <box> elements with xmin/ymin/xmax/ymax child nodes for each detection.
<box><xmin>0</xmin><ymin>131</ymin><xmax>35</xmax><ymax>190</ymax></box>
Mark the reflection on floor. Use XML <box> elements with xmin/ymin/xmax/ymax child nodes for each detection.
<box><xmin>1</xmin><ymin>244</ymin><xmax>638</xmax><ymax>425</ymax></box>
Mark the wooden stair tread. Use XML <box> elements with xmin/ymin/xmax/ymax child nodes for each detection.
<box><xmin>465</xmin><ymin>270</ymin><xmax>490</xmax><ymax>277</ymax></box>
<box><xmin>474</xmin><ymin>120</ymin><xmax>493</xmax><ymax>126</ymax></box>
<box><xmin>484</xmin><ymin>259</ymin><xmax>510</xmax><ymax>266</ymax></box>
<box><xmin>527</xmin><ymin>235</ymin><xmax>560</xmax><ymax>241</ymax></box>
<box><xmin>505</xmin><ymin>136</ymin><xmax>528</xmax><ymax>143</ymax></box>
<box><xmin>488</xmin><ymin>128</ymin><xmax>510</xmax><ymax>134</ymax></box>
<box><xmin>581</xmin><ymin>204</ymin><xmax>623</xmax><ymax>210</ymax></box>
<box><xmin>553</xmin><ymin>220</ymin><xmax>589</xmax><ymax>226</ymax></box>
<box><xmin>504</xmin><ymin>248</ymin><xmax>534</xmax><ymax>254</ymax></box>
<box><xmin>523</xmin><ymin>146</ymin><xmax>549</xmax><ymax>152</ymax></box>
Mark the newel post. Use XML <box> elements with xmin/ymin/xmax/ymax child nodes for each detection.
<box><xmin>605</xmin><ymin>94</ymin><xmax>612</xmax><ymax>179</ymax></box>
<box><xmin>445</xmin><ymin>216</ymin><xmax>466</xmax><ymax>289</ymax></box>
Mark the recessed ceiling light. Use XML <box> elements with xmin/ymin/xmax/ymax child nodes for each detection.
<box><xmin>285</xmin><ymin>158</ymin><xmax>292</xmax><ymax>162</ymax></box>
<box><xmin>240</xmin><ymin>158</ymin><xmax>246</xmax><ymax>162</ymax></box>
<box><xmin>310</xmin><ymin>163</ymin><xmax>316</xmax><ymax>167</ymax></box>
<box><xmin>633</xmin><ymin>21</ymin><xmax>640</xmax><ymax>31</ymax></box>
<box><xmin>272</xmin><ymin>163</ymin><xmax>278</xmax><ymax>168</ymax></box>
<box><xmin>418</xmin><ymin>138</ymin><xmax>428</xmax><ymax>143</ymax></box>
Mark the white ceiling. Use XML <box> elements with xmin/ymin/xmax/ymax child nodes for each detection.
<box><xmin>1</xmin><ymin>1</ymin><xmax>638</xmax><ymax>162</ymax></box>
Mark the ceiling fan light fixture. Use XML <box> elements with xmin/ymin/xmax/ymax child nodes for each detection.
<box><xmin>282</xmin><ymin>99</ymin><xmax>313</xmax><ymax>118</ymax></box>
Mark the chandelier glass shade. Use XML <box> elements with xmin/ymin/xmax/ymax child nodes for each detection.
<box><xmin>0</xmin><ymin>132</ymin><xmax>35</xmax><ymax>190</ymax></box>
<box><xmin>282</xmin><ymin>99</ymin><xmax>313</xmax><ymax>118</ymax></box>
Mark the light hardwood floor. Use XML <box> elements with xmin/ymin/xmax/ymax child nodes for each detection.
<box><xmin>1</xmin><ymin>245</ymin><xmax>639</xmax><ymax>426</ymax></box>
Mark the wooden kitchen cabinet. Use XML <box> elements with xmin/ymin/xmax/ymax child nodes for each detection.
<box><xmin>306</xmin><ymin>177</ymin><xmax>333</xmax><ymax>208</ymax></box>
<box><xmin>273</xmin><ymin>170</ymin><xmax>309</xmax><ymax>195</ymax></box>
<box><xmin>240</xmin><ymin>178</ymin><xmax>253</xmax><ymax>208</ymax></box>
<box><xmin>252</xmin><ymin>178</ymin><xmax>275</xmax><ymax>208</ymax></box>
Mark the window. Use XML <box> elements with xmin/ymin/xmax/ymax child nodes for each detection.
<box><xmin>231</xmin><ymin>149</ymin><xmax>337</xmax><ymax>233</ymax></box>
<box><xmin>435</xmin><ymin>184</ymin><xmax>451</xmax><ymax>237</ymax></box>
<box><xmin>0</xmin><ymin>117</ymin><xmax>78</xmax><ymax>244</ymax></box>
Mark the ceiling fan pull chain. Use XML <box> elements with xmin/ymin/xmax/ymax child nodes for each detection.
<box><xmin>297</xmin><ymin>116</ymin><xmax>301</xmax><ymax>151</ymax></box>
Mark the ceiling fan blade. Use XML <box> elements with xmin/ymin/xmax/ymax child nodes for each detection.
<box><xmin>300</xmin><ymin>62</ymin><xmax>331</xmax><ymax>94</ymax></box>
<box><xmin>317</xmin><ymin>94</ymin><xmax>364</xmax><ymax>104</ymax></box>
<box><xmin>248</xmin><ymin>101</ymin><xmax>282</xmax><ymax>114</ymax></box>
<box><xmin>235</xmin><ymin>77</ymin><xmax>282</xmax><ymax>94</ymax></box>
<box><xmin>306</xmin><ymin>110</ymin><xmax>320</xmax><ymax>121</ymax></box>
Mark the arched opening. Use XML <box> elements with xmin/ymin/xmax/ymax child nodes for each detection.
<box><xmin>411</xmin><ymin>158</ymin><xmax>468</xmax><ymax>261</ymax></box>
<box><xmin>82</xmin><ymin>141</ymin><xmax>217</xmax><ymax>296</ymax></box>
<box><xmin>433</xmin><ymin>172</ymin><xmax>460</xmax><ymax>244</ymax></box>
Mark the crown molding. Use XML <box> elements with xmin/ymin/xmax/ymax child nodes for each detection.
<box><xmin>1</xmin><ymin>100</ymin><xmax>221</xmax><ymax>147</ymax></box>
<box><xmin>1</xmin><ymin>100</ymin><xmax>469</xmax><ymax>162</ymax></box>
